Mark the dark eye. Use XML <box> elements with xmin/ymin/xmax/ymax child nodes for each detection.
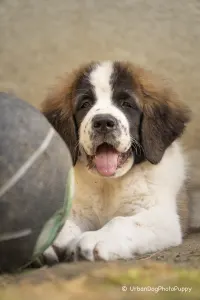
<box><xmin>80</xmin><ymin>100</ymin><xmax>91</xmax><ymax>109</ymax></box>
<box><xmin>122</xmin><ymin>101</ymin><xmax>132</xmax><ymax>108</ymax></box>
<box><xmin>78</xmin><ymin>94</ymin><xmax>93</xmax><ymax>110</ymax></box>
<box><xmin>118</xmin><ymin>92</ymin><xmax>132</xmax><ymax>108</ymax></box>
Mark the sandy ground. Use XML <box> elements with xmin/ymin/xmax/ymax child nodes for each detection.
<box><xmin>0</xmin><ymin>0</ymin><xmax>200</xmax><ymax>293</ymax></box>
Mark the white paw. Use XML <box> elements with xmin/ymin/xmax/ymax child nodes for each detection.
<box><xmin>67</xmin><ymin>230</ymin><xmax>134</xmax><ymax>261</ymax></box>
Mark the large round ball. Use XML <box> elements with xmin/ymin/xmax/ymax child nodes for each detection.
<box><xmin>0</xmin><ymin>92</ymin><xmax>74</xmax><ymax>273</ymax></box>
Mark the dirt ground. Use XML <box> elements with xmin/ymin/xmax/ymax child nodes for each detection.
<box><xmin>0</xmin><ymin>0</ymin><xmax>200</xmax><ymax>298</ymax></box>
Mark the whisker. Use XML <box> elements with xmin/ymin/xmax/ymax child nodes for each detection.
<box><xmin>130</xmin><ymin>136</ymin><xmax>143</xmax><ymax>156</ymax></box>
<box><xmin>132</xmin><ymin>140</ymin><xmax>138</xmax><ymax>155</ymax></box>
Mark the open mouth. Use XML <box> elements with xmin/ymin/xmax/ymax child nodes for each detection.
<box><xmin>87</xmin><ymin>143</ymin><xmax>132</xmax><ymax>177</ymax></box>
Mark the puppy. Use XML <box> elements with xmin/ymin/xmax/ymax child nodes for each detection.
<box><xmin>41</xmin><ymin>61</ymin><xmax>190</xmax><ymax>263</ymax></box>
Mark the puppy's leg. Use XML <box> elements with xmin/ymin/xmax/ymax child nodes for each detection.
<box><xmin>70</xmin><ymin>205</ymin><xmax>182</xmax><ymax>261</ymax></box>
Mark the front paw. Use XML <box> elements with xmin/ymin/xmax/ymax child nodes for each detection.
<box><xmin>67</xmin><ymin>231</ymin><xmax>134</xmax><ymax>262</ymax></box>
<box><xmin>63</xmin><ymin>232</ymin><xmax>99</xmax><ymax>261</ymax></box>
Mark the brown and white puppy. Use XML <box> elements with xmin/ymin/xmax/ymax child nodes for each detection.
<box><xmin>41</xmin><ymin>61</ymin><xmax>190</xmax><ymax>263</ymax></box>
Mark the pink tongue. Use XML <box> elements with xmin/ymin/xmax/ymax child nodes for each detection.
<box><xmin>94</xmin><ymin>144</ymin><xmax>118</xmax><ymax>176</ymax></box>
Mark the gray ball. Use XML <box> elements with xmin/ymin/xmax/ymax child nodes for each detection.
<box><xmin>0</xmin><ymin>93</ymin><xmax>74</xmax><ymax>272</ymax></box>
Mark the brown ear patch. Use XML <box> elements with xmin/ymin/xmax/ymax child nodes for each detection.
<box><xmin>132</xmin><ymin>66</ymin><xmax>191</xmax><ymax>164</ymax></box>
<box><xmin>42</xmin><ymin>107</ymin><xmax>78</xmax><ymax>165</ymax></box>
<box><xmin>141</xmin><ymin>100</ymin><xmax>190</xmax><ymax>164</ymax></box>
<box><xmin>41</xmin><ymin>72</ymin><xmax>79</xmax><ymax>165</ymax></box>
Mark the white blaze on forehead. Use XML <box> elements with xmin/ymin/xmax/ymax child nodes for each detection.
<box><xmin>79</xmin><ymin>61</ymin><xmax>132</xmax><ymax>157</ymax></box>
<box><xmin>89</xmin><ymin>61</ymin><xmax>113</xmax><ymax>108</ymax></box>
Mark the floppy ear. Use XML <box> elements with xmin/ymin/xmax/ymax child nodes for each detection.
<box><xmin>41</xmin><ymin>82</ymin><xmax>78</xmax><ymax>165</ymax></box>
<box><xmin>139</xmin><ymin>70</ymin><xmax>191</xmax><ymax>164</ymax></box>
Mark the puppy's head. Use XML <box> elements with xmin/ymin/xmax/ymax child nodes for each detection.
<box><xmin>42</xmin><ymin>61</ymin><xmax>190</xmax><ymax>178</ymax></box>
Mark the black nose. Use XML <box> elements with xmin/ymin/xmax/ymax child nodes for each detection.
<box><xmin>92</xmin><ymin>114</ymin><xmax>117</xmax><ymax>133</ymax></box>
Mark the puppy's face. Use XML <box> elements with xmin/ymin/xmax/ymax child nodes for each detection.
<box><xmin>42</xmin><ymin>61</ymin><xmax>190</xmax><ymax>178</ymax></box>
<box><xmin>74</xmin><ymin>62</ymin><xmax>142</xmax><ymax>177</ymax></box>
